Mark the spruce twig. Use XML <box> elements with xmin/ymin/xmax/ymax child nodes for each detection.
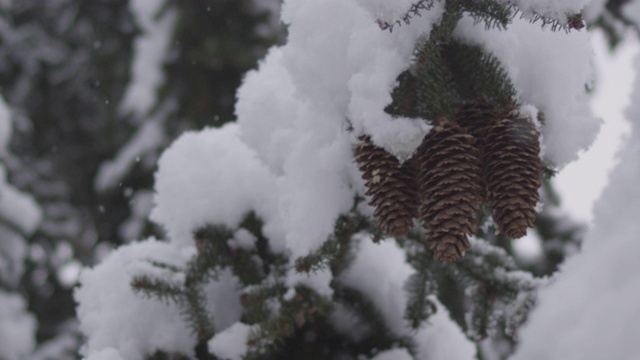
<box><xmin>131</xmin><ymin>274</ymin><xmax>184</xmax><ymax>304</ymax></box>
<box><xmin>182</xmin><ymin>285</ymin><xmax>215</xmax><ymax>340</ymax></box>
<box><xmin>376</xmin><ymin>0</ymin><xmax>437</xmax><ymax>32</ymax></box>
<box><xmin>295</xmin><ymin>212</ymin><xmax>369</xmax><ymax>275</ymax></box>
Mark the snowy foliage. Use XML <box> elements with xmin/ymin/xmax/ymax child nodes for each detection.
<box><xmin>76</xmin><ymin>0</ymin><xmax>607</xmax><ymax>359</ymax></box>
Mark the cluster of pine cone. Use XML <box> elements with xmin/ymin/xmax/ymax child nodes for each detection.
<box><xmin>355</xmin><ymin>98</ymin><xmax>542</xmax><ymax>263</ymax></box>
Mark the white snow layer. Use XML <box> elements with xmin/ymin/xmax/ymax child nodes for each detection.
<box><xmin>75</xmin><ymin>239</ymin><xmax>196</xmax><ymax>360</ymax></box>
<box><xmin>0</xmin><ymin>290</ymin><xmax>36</xmax><ymax>360</ymax></box>
<box><xmin>208</xmin><ymin>322</ymin><xmax>254</xmax><ymax>360</ymax></box>
<box><xmin>511</xmin><ymin>52</ymin><xmax>640</xmax><ymax>360</ymax></box>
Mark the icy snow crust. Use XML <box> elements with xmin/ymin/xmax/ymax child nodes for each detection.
<box><xmin>78</xmin><ymin>0</ymin><xmax>598</xmax><ymax>359</ymax></box>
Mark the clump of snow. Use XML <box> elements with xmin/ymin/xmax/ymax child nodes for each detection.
<box><xmin>285</xmin><ymin>267</ymin><xmax>334</xmax><ymax>297</ymax></box>
<box><xmin>150</xmin><ymin>124</ymin><xmax>279</xmax><ymax>249</ymax></box>
<box><xmin>202</xmin><ymin>269</ymin><xmax>243</xmax><ymax>332</ymax></box>
<box><xmin>339</xmin><ymin>236</ymin><xmax>413</xmax><ymax>334</ymax></box>
<box><xmin>208</xmin><ymin>322</ymin><xmax>254</xmax><ymax>360</ymax></box>
<box><xmin>75</xmin><ymin>239</ymin><xmax>196</xmax><ymax>360</ymax></box>
<box><xmin>455</xmin><ymin>15</ymin><xmax>600</xmax><ymax>169</ymax></box>
<box><xmin>228</xmin><ymin>228</ymin><xmax>257</xmax><ymax>250</ymax></box>
<box><xmin>413</xmin><ymin>298</ymin><xmax>476</xmax><ymax>360</ymax></box>
<box><xmin>511</xmin><ymin>52</ymin><xmax>640</xmax><ymax>360</ymax></box>
<box><xmin>0</xmin><ymin>290</ymin><xmax>36</xmax><ymax>360</ymax></box>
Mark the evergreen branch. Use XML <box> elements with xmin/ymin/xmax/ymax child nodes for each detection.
<box><xmin>333</xmin><ymin>284</ymin><xmax>417</xmax><ymax>357</ymax></box>
<box><xmin>191</xmin><ymin>223</ymin><xmax>263</xmax><ymax>285</ymax></box>
<box><xmin>294</xmin><ymin>212</ymin><xmax>368</xmax><ymax>275</ymax></box>
<box><xmin>146</xmin><ymin>260</ymin><xmax>183</xmax><ymax>273</ymax></box>
<box><xmin>131</xmin><ymin>274</ymin><xmax>184</xmax><ymax>304</ymax></box>
<box><xmin>446</xmin><ymin>238</ymin><xmax>545</xmax><ymax>338</ymax></box>
<box><xmin>412</xmin><ymin>5</ymin><xmax>463</xmax><ymax>121</ymax></box>
<box><xmin>385</xmin><ymin>70</ymin><xmax>421</xmax><ymax>119</ymax></box>
<box><xmin>181</xmin><ymin>284</ymin><xmax>215</xmax><ymax>341</ymax></box>
<box><xmin>514</xmin><ymin>8</ymin><xmax>584</xmax><ymax>32</ymax></box>
<box><xmin>462</xmin><ymin>0</ymin><xmax>514</xmax><ymax>30</ymax></box>
<box><xmin>241</xmin><ymin>282</ymin><xmax>287</xmax><ymax>325</ymax></box>
<box><xmin>403</xmin><ymin>252</ymin><xmax>439</xmax><ymax>329</ymax></box>
<box><xmin>246</xmin><ymin>286</ymin><xmax>333</xmax><ymax>354</ymax></box>
<box><xmin>376</xmin><ymin>0</ymin><xmax>438</xmax><ymax>32</ymax></box>
<box><xmin>443</xmin><ymin>40</ymin><xmax>517</xmax><ymax>108</ymax></box>
<box><xmin>146</xmin><ymin>350</ymin><xmax>192</xmax><ymax>360</ymax></box>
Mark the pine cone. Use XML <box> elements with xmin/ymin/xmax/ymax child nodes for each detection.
<box><xmin>484</xmin><ymin>111</ymin><xmax>542</xmax><ymax>239</ymax></box>
<box><xmin>456</xmin><ymin>96</ymin><xmax>499</xmax><ymax>147</ymax></box>
<box><xmin>355</xmin><ymin>135</ymin><xmax>419</xmax><ymax>236</ymax></box>
<box><xmin>417</xmin><ymin>123</ymin><xmax>483</xmax><ymax>263</ymax></box>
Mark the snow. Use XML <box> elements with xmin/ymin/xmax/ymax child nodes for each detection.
<box><xmin>0</xmin><ymin>290</ymin><xmax>36</xmax><ymax>360</ymax></box>
<box><xmin>412</xmin><ymin>298</ymin><xmax>476</xmax><ymax>360</ymax></box>
<box><xmin>339</xmin><ymin>237</ymin><xmax>476</xmax><ymax>360</ymax></box>
<box><xmin>202</xmin><ymin>269</ymin><xmax>244</xmax><ymax>332</ymax></box>
<box><xmin>455</xmin><ymin>15</ymin><xmax>600</xmax><ymax>169</ymax></box>
<box><xmin>229</xmin><ymin>228</ymin><xmax>257</xmax><ymax>250</ymax></box>
<box><xmin>120</xmin><ymin>0</ymin><xmax>175</xmax><ymax>120</ymax></box>
<box><xmin>510</xmin><ymin>51</ymin><xmax>640</xmax><ymax>360</ymax></box>
<box><xmin>339</xmin><ymin>236</ymin><xmax>413</xmax><ymax>335</ymax></box>
<box><xmin>623</xmin><ymin>1</ymin><xmax>640</xmax><ymax>26</ymax></box>
<box><xmin>208</xmin><ymin>322</ymin><xmax>253</xmax><ymax>360</ymax></box>
<box><xmin>150</xmin><ymin>124</ymin><xmax>278</xmax><ymax>249</ymax></box>
<box><xmin>75</xmin><ymin>239</ymin><xmax>196</xmax><ymax>360</ymax></box>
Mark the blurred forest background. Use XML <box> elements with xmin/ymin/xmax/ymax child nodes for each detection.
<box><xmin>0</xmin><ymin>0</ymin><xmax>637</xmax><ymax>359</ymax></box>
<box><xmin>0</xmin><ymin>1</ymin><xmax>283</xmax><ymax>358</ymax></box>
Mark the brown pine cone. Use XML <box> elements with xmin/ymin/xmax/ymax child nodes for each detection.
<box><xmin>417</xmin><ymin>122</ymin><xmax>483</xmax><ymax>263</ymax></box>
<box><xmin>355</xmin><ymin>135</ymin><xmax>419</xmax><ymax>236</ymax></box>
<box><xmin>456</xmin><ymin>96</ymin><xmax>500</xmax><ymax>147</ymax></box>
<box><xmin>484</xmin><ymin>111</ymin><xmax>542</xmax><ymax>239</ymax></box>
